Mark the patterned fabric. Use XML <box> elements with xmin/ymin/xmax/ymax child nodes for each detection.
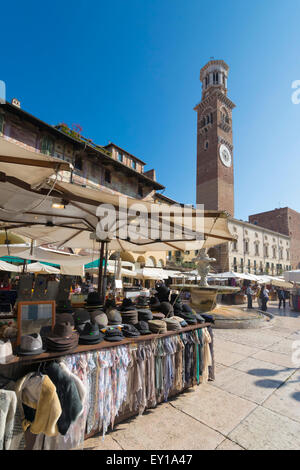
<box><xmin>2</xmin><ymin>326</ymin><xmax>215</xmax><ymax>449</ymax></box>
<box><xmin>0</xmin><ymin>389</ymin><xmax>18</xmax><ymax>450</ymax></box>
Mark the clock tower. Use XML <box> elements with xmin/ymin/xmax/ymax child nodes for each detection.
<box><xmin>195</xmin><ymin>60</ymin><xmax>235</xmax><ymax>217</ymax></box>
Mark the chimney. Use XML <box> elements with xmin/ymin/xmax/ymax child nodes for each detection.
<box><xmin>11</xmin><ymin>98</ymin><xmax>21</xmax><ymax>108</ymax></box>
<box><xmin>144</xmin><ymin>169</ymin><xmax>156</xmax><ymax>181</ymax></box>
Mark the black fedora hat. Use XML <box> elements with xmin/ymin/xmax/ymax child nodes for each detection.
<box><xmin>158</xmin><ymin>302</ymin><xmax>174</xmax><ymax>317</ymax></box>
<box><xmin>104</xmin><ymin>327</ymin><xmax>124</xmax><ymax>342</ymax></box>
<box><xmin>122</xmin><ymin>324</ymin><xmax>140</xmax><ymax>338</ymax></box>
<box><xmin>136</xmin><ymin>295</ymin><xmax>149</xmax><ymax>307</ymax></box>
<box><xmin>79</xmin><ymin>322</ymin><xmax>104</xmax><ymax>344</ymax></box>
<box><xmin>137</xmin><ymin>309</ymin><xmax>153</xmax><ymax>321</ymax></box>
<box><xmin>135</xmin><ymin>320</ymin><xmax>151</xmax><ymax>335</ymax></box>
<box><xmin>120</xmin><ymin>298</ymin><xmax>135</xmax><ymax>310</ymax></box>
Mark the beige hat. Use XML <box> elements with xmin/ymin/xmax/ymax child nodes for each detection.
<box><xmin>0</xmin><ymin>339</ymin><xmax>15</xmax><ymax>364</ymax></box>
<box><xmin>148</xmin><ymin>319</ymin><xmax>167</xmax><ymax>334</ymax></box>
<box><xmin>164</xmin><ymin>318</ymin><xmax>182</xmax><ymax>331</ymax></box>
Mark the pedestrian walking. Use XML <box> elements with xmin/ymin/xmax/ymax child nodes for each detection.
<box><xmin>278</xmin><ymin>289</ymin><xmax>286</xmax><ymax>309</ymax></box>
<box><xmin>259</xmin><ymin>284</ymin><xmax>269</xmax><ymax>312</ymax></box>
<box><xmin>246</xmin><ymin>284</ymin><xmax>254</xmax><ymax>309</ymax></box>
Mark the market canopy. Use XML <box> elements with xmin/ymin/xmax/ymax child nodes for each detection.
<box><xmin>283</xmin><ymin>270</ymin><xmax>300</xmax><ymax>283</ymax></box>
<box><xmin>0</xmin><ymin>136</ymin><xmax>71</xmax><ymax>186</ymax></box>
<box><xmin>25</xmin><ymin>261</ymin><xmax>60</xmax><ymax>274</ymax></box>
<box><xmin>0</xmin><ymin>259</ymin><xmax>21</xmax><ymax>272</ymax></box>
<box><xmin>0</xmin><ymin>176</ymin><xmax>235</xmax><ymax>253</ymax></box>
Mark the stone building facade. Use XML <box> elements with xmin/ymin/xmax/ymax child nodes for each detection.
<box><xmin>0</xmin><ymin>100</ymin><xmax>167</xmax><ymax>268</ymax></box>
<box><xmin>249</xmin><ymin>207</ymin><xmax>300</xmax><ymax>269</ymax></box>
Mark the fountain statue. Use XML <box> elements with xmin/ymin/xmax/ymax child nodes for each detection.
<box><xmin>171</xmin><ymin>248</ymin><xmax>271</xmax><ymax>329</ymax></box>
<box><xmin>196</xmin><ymin>248</ymin><xmax>216</xmax><ymax>287</ymax></box>
<box><xmin>171</xmin><ymin>248</ymin><xmax>239</xmax><ymax>313</ymax></box>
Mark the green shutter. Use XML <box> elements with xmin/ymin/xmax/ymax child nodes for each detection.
<box><xmin>41</xmin><ymin>136</ymin><xmax>54</xmax><ymax>155</ymax></box>
<box><xmin>0</xmin><ymin>114</ymin><xmax>4</xmax><ymax>134</ymax></box>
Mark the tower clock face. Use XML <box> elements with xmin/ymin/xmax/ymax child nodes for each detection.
<box><xmin>219</xmin><ymin>144</ymin><xmax>232</xmax><ymax>167</ymax></box>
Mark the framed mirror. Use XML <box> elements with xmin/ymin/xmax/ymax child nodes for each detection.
<box><xmin>17</xmin><ymin>300</ymin><xmax>55</xmax><ymax>345</ymax></box>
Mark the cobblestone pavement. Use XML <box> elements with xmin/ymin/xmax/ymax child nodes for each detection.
<box><xmin>84</xmin><ymin>301</ymin><xmax>300</xmax><ymax>450</ymax></box>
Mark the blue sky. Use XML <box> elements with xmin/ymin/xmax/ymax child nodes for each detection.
<box><xmin>1</xmin><ymin>0</ymin><xmax>300</xmax><ymax>220</ymax></box>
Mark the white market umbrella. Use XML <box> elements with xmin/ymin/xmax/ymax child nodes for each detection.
<box><xmin>283</xmin><ymin>270</ymin><xmax>300</xmax><ymax>283</ymax></box>
<box><xmin>26</xmin><ymin>262</ymin><xmax>60</xmax><ymax>274</ymax></box>
<box><xmin>0</xmin><ymin>259</ymin><xmax>21</xmax><ymax>272</ymax></box>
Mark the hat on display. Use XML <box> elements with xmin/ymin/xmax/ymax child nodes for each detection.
<box><xmin>176</xmin><ymin>311</ymin><xmax>197</xmax><ymax>325</ymax></box>
<box><xmin>122</xmin><ymin>324</ymin><xmax>141</xmax><ymax>338</ymax></box>
<box><xmin>121</xmin><ymin>309</ymin><xmax>138</xmax><ymax>325</ymax></box>
<box><xmin>0</xmin><ymin>339</ymin><xmax>16</xmax><ymax>364</ymax></box>
<box><xmin>148</xmin><ymin>320</ymin><xmax>167</xmax><ymax>334</ymax></box>
<box><xmin>104</xmin><ymin>298</ymin><xmax>116</xmax><ymax>312</ymax></box>
<box><xmin>182</xmin><ymin>304</ymin><xmax>193</xmax><ymax>313</ymax></box>
<box><xmin>73</xmin><ymin>308</ymin><xmax>90</xmax><ymax>332</ymax></box>
<box><xmin>45</xmin><ymin>322</ymin><xmax>79</xmax><ymax>352</ymax></box>
<box><xmin>85</xmin><ymin>292</ymin><xmax>103</xmax><ymax>308</ymax></box>
<box><xmin>172</xmin><ymin>316</ymin><xmax>188</xmax><ymax>327</ymax></box>
<box><xmin>16</xmin><ymin>333</ymin><xmax>45</xmax><ymax>356</ymax></box>
<box><xmin>90</xmin><ymin>310</ymin><xmax>108</xmax><ymax>329</ymax></box>
<box><xmin>164</xmin><ymin>318</ymin><xmax>182</xmax><ymax>331</ymax></box>
<box><xmin>56</xmin><ymin>312</ymin><xmax>75</xmax><ymax>326</ymax></box>
<box><xmin>156</xmin><ymin>284</ymin><xmax>170</xmax><ymax>302</ymax></box>
<box><xmin>136</xmin><ymin>295</ymin><xmax>149</xmax><ymax>307</ymax></box>
<box><xmin>152</xmin><ymin>312</ymin><xmax>165</xmax><ymax>320</ymax></box>
<box><xmin>104</xmin><ymin>327</ymin><xmax>124</xmax><ymax>342</ymax></box>
<box><xmin>135</xmin><ymin>321</ymin><xmax>151</xmax><ymax>335</ymax></box>
<box><xmin>201</xmin><ymin>314</ymin><xmax>215</xmax><ymax>324</ymax></box>
<box><xmin>107</xmin><ymin>309</ymin><xmax>122</xmax><ymax>325</ymax></box>
<box><xmin>149</xmin><ymin>296</ymin><xmax>160</xmax><ymax>309</ymax></box>
<box><xmin>158</xmin><ymin>302</ymin><xmax>174</xmax><ymax>317</ymax></box>
<box><xmin>137</xmin><ymin>308</ymin><xmax>153</xmax><ymax>322</ymax></box>
<box><xmin>120</xmin><ymin>298</ymin><xmax>135</xmax><ymax>311</ymax></box>
<box><xmin>195</xmin><ymin>313</ymin><xmax>205</xmax><ymax>323</ymax></box>
<box><xmin>79</xmin><ymin>322</ymin><xmax>104</xmax><ymax>345</ymax></box>
<box><xmin>56</xmin><ymin>301</ymin><xmax>74</xmax><ymax>314</ymax></box>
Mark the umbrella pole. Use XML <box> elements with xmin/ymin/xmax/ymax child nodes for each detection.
<box><xmin>97</xmin><ymin>241</ymin><xmax>105</xmax><ymax>297</ymax></box>
<box><xmin>22</xmin><ymin>259</ymin><xmax>26</xmax><ymax>274</ymax></box>
<box><xmin>102</xmin><ymin>242</ymin><xmax>109</xmax><ymax>300</ymax></box>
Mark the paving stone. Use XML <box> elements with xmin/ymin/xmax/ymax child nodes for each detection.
<box><xmin>171</xmin><ymin>383</ymin><xmax>256</xmax><ymax>435</ymax></box>
<box><xmin>214</xmin><ymin>348</ymin><xmax>247</xmax><ymax>366</ymax></box>
<box><xmin>213</xmin><ymin>365</ymin><xmax>286</xmax><ymax>404</ymax></box>
<box><xmin>252</xmin><ymin>349</ymin><xmax>299</xmax><ymax>369</ymax></box>
<box><xmin>231</xmin><ymin>357</ymin><xmax>295</xmax><ymax>382</ymax></box>
<box><xmin>228</xmin><ymin>406</ymin><xmax>300</xmax><ymax>450</ymax></box>
<box><xmin>214</xmin><ymin>338</ymin><xmax>260</xmax><ymax>357</ymax></box>
<box><xmin>216</xmin><ymin>439</ymin><xmax>244</xmax><ymax>450</ymax></box>
<box><xmin>265</xmin><ymin>338</ymin><xmax>296</xmax><ymax>356</ymax></box>
<box><xmin>109</xmin><ymin>403</ymin><xmax>224</xmax><ymax>450</ymax></box>
<box><xmin>83</xmin><ymin>434</ymin><xmax>123</xmax><ymax>450</ymax></box>
<box><xmin>213</xmin><ymin>329</ymin><xmax>280</xmax><ymax>350</ymax></box>
<box><xmin>263</xmin><ymin>372</ymin><xmax>300</xmax><ymax>422</ymax></box>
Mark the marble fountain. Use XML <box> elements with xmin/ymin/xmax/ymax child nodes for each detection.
<box><xmin>171</xmin><ymin>249</ymin><xmax>272</xmax><ymax>329</ymax></box>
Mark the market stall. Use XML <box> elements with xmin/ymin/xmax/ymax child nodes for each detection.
<box><xmin>0</xmin><ymin>137</ymin><xmax>235</xmax><ymax>450</ymax></box>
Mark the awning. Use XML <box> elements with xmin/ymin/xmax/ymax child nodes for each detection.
<box><xmin>25</xmin><ymin>261</ymin><xmax>60</xmax><ymax>274</ymax></box>
<box><xmin>0</xmin><ymin>177</ymin><xmax>235</xmax><ymax>252</ymax></box>
<box><xmin>0</xmin><ymin>136</ymin><xmax>71</xmax><ymax>186</ymax></box>
<box><xmin>0</xmin><ymin>259</ymin><xmax>21</xmax><ymax>272</ymax></box>
<box><xmin>283</xmin><ymin>270</ymin><xmax>300</xmax><ymax>283</ymax></box>
<box><xmin>268</xmin><ymin>278</ymin><xmax>293</xmax><ymax>289</ymax></box>
<box><xmin>0</xmin><ymin>137</ymin><xmax>235</xmax><ymax>258</ymax></box>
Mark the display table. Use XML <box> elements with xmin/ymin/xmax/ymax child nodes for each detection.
<box><xmin>4</xmin><ymin>322</ymin><xmax>212</xmax><ymax>365</ymax></box>
<box><xmin>0</xmin><ymin>322</ymin><xmax>214</xmax><ymax>450</ymax></box>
